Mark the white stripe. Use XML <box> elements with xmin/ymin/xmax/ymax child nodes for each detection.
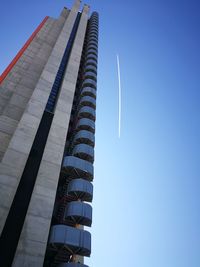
<box><xmin>117</xmin><ymin>54</ymin><xmax>121</xmax><ymax>138</ymax></box>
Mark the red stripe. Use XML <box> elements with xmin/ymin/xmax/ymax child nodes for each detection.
<box><xmin>0</xmin><ymin>16</ymin><xmax>49</xmax><ymax>84</ymax></box>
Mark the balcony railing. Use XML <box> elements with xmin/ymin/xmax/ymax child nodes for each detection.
<box><xmin>72</xmin><ymin>143</ymin><xmax>94</xmax><ymax>163</ymax></box>
<box><xmin>67</xmin><ymin>178</ymin><xmax>93</xmax><ymax>202</ymax></box>
<box><xmin>86</xmin><ymin>55</ymin><xmax>97</xmax><ymax>64</ymax></box>
<box><xmin>64</xmin><ymin>201</ymin><xmax>92</xmax><ymax>226</ymax></box>
<box><xmin>62</xmin><ymin>156</ymin><xmax>93</xmax><ymax>181</ymax></box>
<box><xmin>79</xmin><ymin>95</ymin><xmax>96</xmax><ymax>109</ymax></box>
<box><xmin>90</xmin><ymin>26</ymin><xmax>98</xmax><ymax>32</ymax></box>
<box><xmin>85</xmin><ymin>59</ymin><xmax>97</xmax><ymax>68</ymax></box>
<box><xmin>87</xmin><ymin>41</ymin><xmax>97</xmax><ymax>48</ymax></box>
<box><xmin>58</xmin><ymin>263</ymin><xmax>89</xmax><ymax>267</ymax></box>
<box><xmin>84</xmin><ymin>71</ymin><xmax>97</xmax><ymax>81</ymax></box>
<box><xmin>78</xmin><ymin>106</ymin><xmax>95</xmax><ymax>121</ymax></box>
<box><xmin>82</xmin><ymin>79</ymin><xmax>97</xmax><ymax>90</ymax></box>
<box><xmin>89</xmin><ymin>27</ymin><xmax>98</xmax><ymax>33</ymax></box>
<box><xmin>87</xmin><ymin>47</ymin><xmax>98</xmax><ymax>55</ymax></box>
<box><xmin>81</xmin><ymin>87</ymin><xmax>96</xmax><ymax>99</ymax></box>
<box><xmin>48</xmin><ymin>225</ymin><xmax>91</xmax><ymax>256</ymax></box>
<box><xmin>76</xmin><ymin>118</ymin><xmax>95</xmax><ymax>133</ymax></box>
<box><xmin>88</xmin><ymin>33</ymin><xmax>98</xmax><ymax>40</ymax></box>
<box><xmin>84</xmin><ymin>64</ymin><xmax>97</xmax><ymax>74</ymax></box>
<box><xmin>87</xmin><ymin>44</ymin><xmax>98</xmax><ymax>52</ymax></box>
<box><xmin>73</xmin><ymin>130</ymin><xmax>95</xmax><ymax>147</ymax></box>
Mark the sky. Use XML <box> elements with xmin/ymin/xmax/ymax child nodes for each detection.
<box><xmin>1</xmin><ymin>0</ymin><xmax>200</xmax><ymax>267</ymax></box>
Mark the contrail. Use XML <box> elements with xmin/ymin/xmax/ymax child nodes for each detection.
<box><xmin>117</xmin><ymin>54</ymin><xmax>121</xmax><ymax>138</ymax></box>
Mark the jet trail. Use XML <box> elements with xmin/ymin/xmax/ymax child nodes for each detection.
<box><xmin>117</xmin><ymin>54</ymin><xmax>121</xmax><ymax>138</ymax></box>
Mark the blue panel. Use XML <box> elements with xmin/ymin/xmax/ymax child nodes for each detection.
<box><xmin>58</xmin><ymin>263</ymin><xmax>89</xmax><ymax>267</ymax></box>
<box><xmin>73</xmin><ymin>143</ymin><xmax>94</xmax><ymax>163</ymax></box>
<box><xmin>82</xmin><ymin>79</ymin><xmax>97</xmax><ymax>90</ymax></box>
<box><xmin>76</xmin><ymin>118</ymin><xmax>95</xmax><ymax>133</ymax></box>
<box><xmin>67</xmin><ymin>178</ymin><xmax>93</xmax><ymax>202</ymax></box>
<box><xmin>65</xmin><ymin>201</ymin><xmax>92</xmax><ymax>226</ymax></box>
<box><xmin>81</xmin><ymin>87</ymin><xmax>96</xmax><ymax>99</ymax></box>
<box><xmin>73</xmin><ymin>130</ymin><xmax>95</xmax><ymax>147</ymax></box>
<box><xmin>62</xmin><ymin>156</ymin><xmax>93</xmax><ymax>181</ymax></box>
<box><xmin>84</xmin><ymin>71</ymin><xmax>97</xmax><ymax>81</ymax></box>
<box><xmin>48</xmin><ymin>225</ymin><xmax>91</xmax><ymax>256</ymax></box>
<box><xmin>78</xmin><ymin>106</ymin><xmax>96</xmax><ymax>121</ymax></box>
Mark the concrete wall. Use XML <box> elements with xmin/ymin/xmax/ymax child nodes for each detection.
<box><xmin>12</xmin><ymin>2</ymin><xmax>89</xmax><ymax>266</ymax></box>
<box><xmin>0</xmin><ymin>8</ymin><xmax>69</xmax><ymax>236</ymax></box>
<box><xmin>0</xmin><ymin>9</ymin><xmax>68</xmax><ymax>161</ymax></box>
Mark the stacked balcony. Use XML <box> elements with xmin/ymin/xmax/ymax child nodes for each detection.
<box><xmin>58</xmin><ymin>263</ymin><xmax>89</xmax><ymax>267</ymax></box>
<box><xmin>81</xmin><ymin>87</ymin><xmax>96</xmax><ymax>99</ymax></box>
<box><xmin>46</xmin><ymin>12</ymin><xmax>98</xmax><ymax>266</ymax></box>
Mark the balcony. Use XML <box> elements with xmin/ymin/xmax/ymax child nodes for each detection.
<box><xmin>88</xmin><ymin>37</ymin><xmax>98</xmax><ymax>45</ymax></box>
<box><xmin>88</xmin><ymin>32</ymin><xmax>98</xmax><ymax>39</ymax></box>
<box><xmin>78</xmin><ymin>106</ymin><xmax>96</xmax><ymax>121</ymax></box>
<box><xmin>86</xmin><ymin>59</ymin><xmax>97</xmax><ymax>68</ymax></box>
<box><xmin>87</xmin><ymin>38</ymin><xmax>97</xmax><ymax>45</ymax></box>
<box><xmin>87</xmin><ymin>44</ymin><xmax>97</xmax><ymax>52</ymax></box>
<box><xmin>84</xmin><ymin>71</ymin><xmax>97</xmax><ymax>82</ymax></box>
<box><xmin>90</xmin><ymin>34</ymin><xmax>98</xmax><ymax>40</ymax></box>
<box><xmin>87</xmin><ymin>36</ymin><xmax>98</xmax><ymax>44</ymax></box>
<box><xmin>48</xmin><ymin>225</ymin><xmax>91</xmax><ymax>256</ymax></box>
<box><xmin>90</xmin><ymin>25</ymin><xmax>98</xmax><ymax>31</ymax></box>
<box><xmin>84</xmin><ymin>64</ymin><xmax>97</xmax><ymax>74</ymax></box>
<box><xmin>62</xmin><ymin>156</ymin><xmax>93</xmax><ymax>181</ymax></box>
<box><xmin>86</xmin><ymin>55</ymin><xmax>97</xmax><ymax>64</ymax></box>
<box><xmin>58</xmin><ymin>263</ymin><xmax>89</xmax><ymax>267</ymax></box>
<box><xmin>87</xmin><ymin>48</ymin><xmax>98</xmax><ymax>56</ymax></box>
<box><xmin>90</xmin><ymin>22</ymin><xmax>98</xmax><ymax>27</ymax></box>
<box><xmin>86</xmin><ymin>48</ymin><xmax>98</xmax><ymax>57</ymax></box>
<box><xmin>91</xmin><ymin>17</ymin><xmax>98</xmax><ymax>22</ymax></box>
<box><xmin>67</xmin><ymin>178</ymin><xmax>93</xmax><ymax>202</ymax></box>
<box><xmin>64</xmin><ymin>201</ymin><xmax>92</xmax><ymax>227</ymax></box>
<box><xmin>89</xmin><ymin>28</ymin><xmax>98</xmax><ymax>34</ymax></box>
<box><xmin>76</xmin><ymin>118</ymin><xmax>95</xmax><ymax>133</ymax></box>
<box><xmin>88</xmin><ymin>35</ymin><xmax>98</xmax><ymax>43</ymax></box>
<box><xmin>72</xmin><ymin>144</ymin><xmax>94</xmax><ymax>163</ymax></box>
<box><xmin>79</xmin><ymin>95</ymin><xmax>96</xmax><ymax>109</ymax></box>
<box><xmin>81</xmin><ymin>87</ymin><xmax>96</xmax><ymax>99</ymax></box>
<box><xmin>73</xmin><ymin>130</ymin><xmax>95</xmax><ymax>147</ymax></box>
<box><xmin>76</xmin><ymin>118</ymin><xmax>95</xmax><ymax>134</ymax></box>
<box><xmin>91</xmin><ymin>21</ymin><xmax>98</xmax><ymax>25</ymax></box>
<box><xmin>82</xmin><ymin>78</ymin><xmax>97</xmax><ymax>90</ymax></box>
<box><xmin>87</xmin><ymin>41</ymin><xmax>97</xmax><ymax>49</ymax></box>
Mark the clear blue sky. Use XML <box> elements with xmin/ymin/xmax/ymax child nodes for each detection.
<box><xmin>1</xmin><ymin>0</ymin><xmax>200</xmax><ymax>267</ymax></box>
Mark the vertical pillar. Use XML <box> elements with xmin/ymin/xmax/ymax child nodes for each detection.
<box><xmin>0</xmin><ymin>1</ymin><xmax>80</xmax><ymax>267</ymax></box>
<box><xmin>12</xmin><ymin>1</ymin><xmax>90</xmax><ymax>266</ymax></box>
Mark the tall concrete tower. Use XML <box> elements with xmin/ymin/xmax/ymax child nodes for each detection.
<box><xmin>0</xmin><ymin>1</ymin><xmax>98</xmax><ymax>266</ymax></box>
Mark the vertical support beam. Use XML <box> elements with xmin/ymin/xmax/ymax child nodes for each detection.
<box><xmin>12</xmin><ymin>1</ymin><xmax>89</xmax><ymax>266</ymax></box>
<box><xmin>0</xmin><ymin>2</ymin><xmax>80</xmax><ymax>267</ymax></box>
<box><xmin>0</xmin><ymin>12</ymin><xmax>67</xmax><ymax>160</ymax></box>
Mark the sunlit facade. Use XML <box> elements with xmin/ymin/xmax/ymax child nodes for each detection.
<box><xmin>0</xmin><ymin>1</ymin><xmax>98</xmax><ymax>266</ymax></box>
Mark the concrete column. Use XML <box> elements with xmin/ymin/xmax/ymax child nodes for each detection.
<box><xmin>0</xmin><ymin>2</ymin><xmax>79</xmax><ymax>242</ymax></box>
<box><xmin>0</xmin><ymin>15</ymin><xmax>66</xmax><ymax>161</ymax></box>
<box><xmin>12</xmin><ymin>2</ymin><xmax>90</xmax><ymax>267</ymax></box>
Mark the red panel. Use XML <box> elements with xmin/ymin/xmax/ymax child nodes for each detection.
<box><xmin>0</xmin><ymin>16</ymin><xmax>49</xmax><ymax>84</ymax></box>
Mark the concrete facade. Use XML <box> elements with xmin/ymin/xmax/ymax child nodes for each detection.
<box><xmin>0</xmin><ymin>1</ymin><xmax>98</xmax><ymax>266</ymax></box>
<box><xmin>0</xmin><ymin>10</ymin><xmax>68</xmax><ymax>161</ymax></box>
<box><xmin>0</xmin><ymin>6</ymin><xmax>70</xmax><ymax>236</ymax></box>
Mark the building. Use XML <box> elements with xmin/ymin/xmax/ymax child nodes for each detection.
<box><xmin>0</xmin><ymin>1</ymin><xmax>98</xmax><ymax>266</ymax></box>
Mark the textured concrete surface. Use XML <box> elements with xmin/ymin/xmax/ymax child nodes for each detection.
<box><xmin>13</xmin><ymin>1</ymin><xmax>89</xmax><ymax>266</ymax></box>
<box><xmin>0</xmin><ymin>1</ymin><xmax>91</xmax><ymax>266</ymax></box>
<box><xmin>0</xmin><ymin>8</ymin><xmax>67</xmax><ymax>238</ymax></box>
<box><xmin>0</xmin><ymin>12</ymin><xmax>66</xmax><ymax>160</ymax></box>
